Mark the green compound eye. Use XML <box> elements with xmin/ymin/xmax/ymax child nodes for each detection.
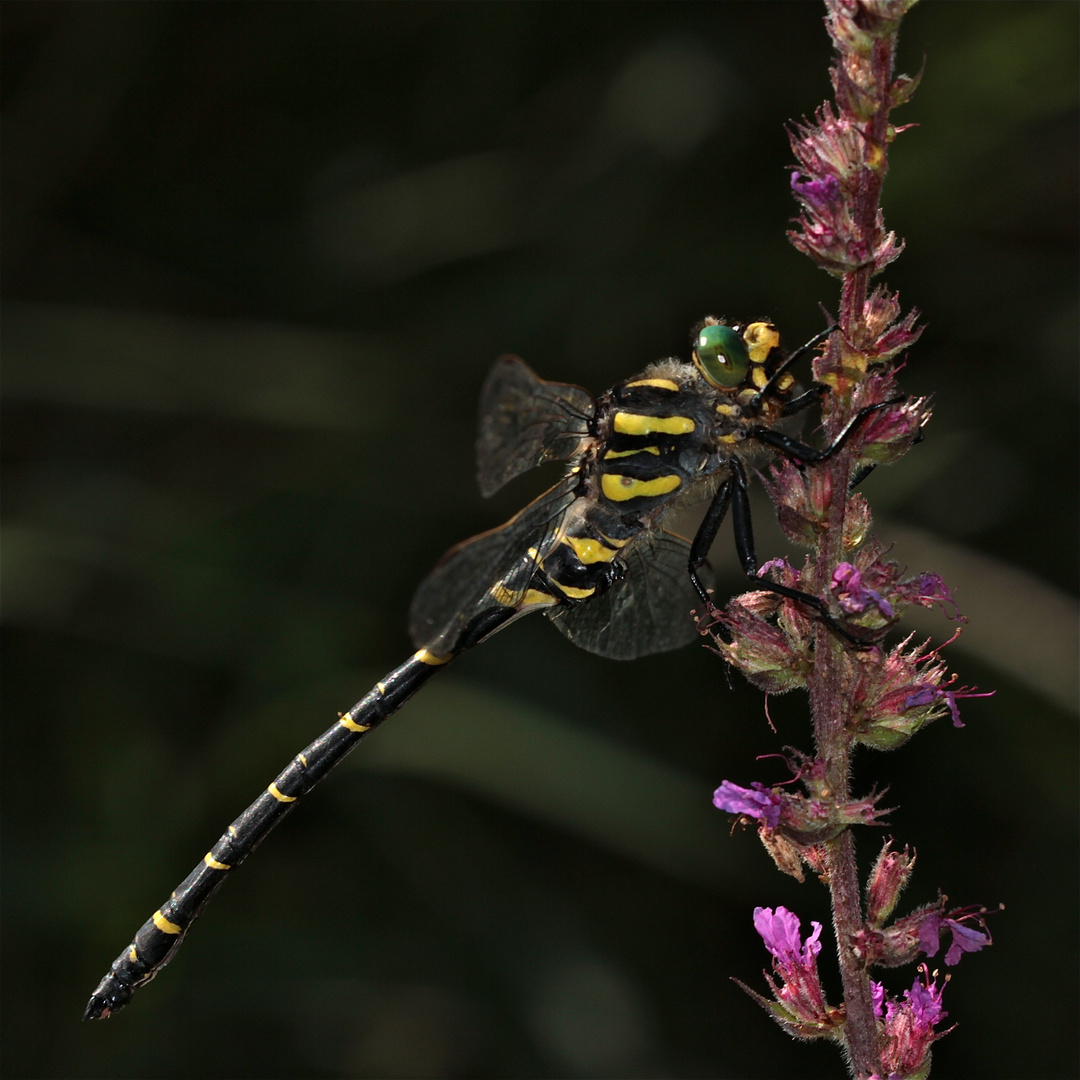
<box><xmin>692</xmin><ymin>324</ymin><xmax>750</xmax><ymax>388</ymax></box>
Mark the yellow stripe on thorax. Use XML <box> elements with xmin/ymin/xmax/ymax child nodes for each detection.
<box><xmin>604</xmin><ymin>446</ymin><xmax>660</xmax><ymax>459</ymax></box>
<box><xmin>612</xmin><ymin>412</ymin><xmax>694</xmax><ymax>436</ymax></box>
<box><xmin>601</xmin><ymin>473</ymin><xmax>681</xmax><ymax>502</ymax></box>
<box><xmin>750</xmin><ymin>364</ymin><xmax>768</xmax><ymax>390</ymax></box>
<box><xmin>623</xmin><ymin>377</ymin><xmax>680</xmax><ymax>391</ymax></box>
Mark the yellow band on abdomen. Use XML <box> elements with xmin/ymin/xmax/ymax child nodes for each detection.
<box><xmin>153</xmin><ymin>910</ymin><xmax>182</xmax><ymax>935</ymax></box>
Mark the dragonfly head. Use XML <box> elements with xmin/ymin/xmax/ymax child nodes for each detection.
<box><xmin>692</xmin><ymin>319</ymin><xmax>789</xmax><ymax>411</ymax></box>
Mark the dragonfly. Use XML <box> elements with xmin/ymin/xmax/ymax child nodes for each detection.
<box><xmin>85</xmin><ymin>317</ymin><xmax>891</xmax><ymax>1019</ymax></box>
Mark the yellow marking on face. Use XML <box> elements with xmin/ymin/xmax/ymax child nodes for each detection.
<box><xmin>339</xmin><ymin>712</ymin><xmax>371</xmax><ymax>733</ymax></box>
<box><xmin>624</xmin><ymin>377</ymin><xmax>680</xmax><ymax>391</ymax></box>
<box><xmin>715</xmin><ymin>403</ymin><xmax>740</xmax><ymax>417</ymax></box>
<box><xmin>613</xmin><ymin>412</ymin><xmax>694</xmax><ymax>437</ymax></box>
<box><xmin>268</xmin><ymin>783</ymin><xmax>296</xmax><ymax>803</ymax></box>
<box><xmin>750</xmin><ymin>364</ymin><xmax>769</xmax><ymax>389</ymax></box>
<box><xmin>777</xmin><ymin>373</ymin><xmax>795</xmax><ymax>392</ymax></box>
<box><xmin>415</xmin><ymin>648</ymin><xmax>451</xmax><ymax>666</ymax></box>
<box><xmin>601</xmin><ymin>473</ymin><xmax>681</xmax><ymax>501</ymax></box>
<box><xmin>743</xmin><ymin>322</ymin><xmax>780</xmax><ymax>362</ymax></box>
<box><xmin>556</xmin><ymin>582</ymin><xmax>597</xmax><ymax>600</ymax></box>
<box><xmin>204</xmin><ymin>853</ymin><xmax>231</xmax><ymax>871</ymax></box>
<box><xmin>566</xmin><ymin>535</ymin><xmax>620</xmax><ymax>563</ymax></box>
<box><xmin>153</xmin><ymin>910</ymin><xmax>182</xmax><ymax>935</ymax></box>
<box><xmin>520</xmin><ymin>588</ymin><xmax>557</xmax><ymax>608</ymax></box>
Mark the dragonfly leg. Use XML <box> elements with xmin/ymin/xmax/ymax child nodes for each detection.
<box><xmin>688</xmin><ymin>479</ymin><xmax>732</xmax><ymax>604</ymax></box>
<box><xmin>750</xmin><ymin>396</ymin><xmax>905</xmax><ymax>466</ymax></box>
<box><xmin>726</xmin><ymin>459</ymin><xmax>870</xmax><ymax>646</ymax></box>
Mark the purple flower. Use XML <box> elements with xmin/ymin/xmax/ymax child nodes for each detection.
<box><xmin>756</xmin><ymin>556</ymin><xmax>794</xmax><ymax>579</ymax></box>
<box><xmin>747</xmin><ymin>906</ymin><xmax>836</xmax><ymax>1033</ymax></box>
<box><xmin>918</xmin><ymin>908</ymin><xmax>992</xmax><ymax>967</ymax></box>
<box><xmin>754</xmin><ymin>906</ymin><xmax>823</xmax><ymax>967</ymax></box>
<box><xmin>713</xmin><ymin>780</ymin><xmax>783</xmax><ymax>829</ymax></box>
<box><xmin>849</xmin><ymin>632</ymin><xmax>994</xmax><ymax>748</ymax></box>
<box><xmin>872</xmin><ymin>966</ymin><xmax>952</xmax><ymax>1079</ymax></box>
<box><xmin>791</xmin><ymin>172</ymin><xmax>841</xmax><ymax>213</ymax></box>
<box><xmin>903</xmin><ymin>680</ymin><xmax>993</xmax><ymax>729</ymax></box>
<box><xmin>896</xmin><ymin>571</ymin><xmax>963</xmax><ymax>620</ymax></box>
<box><xmin>832</xmin><ymin>562</ymin><xmax>895</xmax><ymax>619</ymax></box>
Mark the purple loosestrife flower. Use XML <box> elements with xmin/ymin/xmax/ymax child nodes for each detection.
<box><xmin>832</xmin><ymin>562</ymin><xmax>895</xmax><ymax>620</ymax></box>
<box><xmin>736</xmin><ymin>906</ymin><xmax>844</xmax><ymax>1039</ymax></box>
<box><xmin>713</xmin><ymin>780</ymin><xmax>783</xmax><ymax>829</ymax></box>
<box><xmin>847</xmin><ymin>632</ymin><xmax>991</xmax><ymax>749</ymax></box>
<box><xmin>714</xmin><ymin>760</ymin><xmax>888</xmax><ymax>871</ymax></box>
<box><xmin>894</xmin><ymin>571</ymin><xmax>962</xmax><ymax>620</ymax></box>
<box><xmin>871</xmin><ymin>966</ymin><xmax>952</xmax><ymax>1080</ymax></box>
<box><xmin>917</xmin><ymin>907</ymin><xmax>993</xmax><ymax>967</ymax></box>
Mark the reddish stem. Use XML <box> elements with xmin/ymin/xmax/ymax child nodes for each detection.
<box><xmin>810</xmin><ymin>28</ymin><xmax>899</xmax><ymax>1080</ymax></box>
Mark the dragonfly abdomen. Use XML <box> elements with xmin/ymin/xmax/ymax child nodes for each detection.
<box><xmin>83</xmin><ymin>646</ymin><xmax>453</xmax><ymax>1020</ymax></box>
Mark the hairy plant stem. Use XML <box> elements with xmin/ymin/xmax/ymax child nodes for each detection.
<box><xmin>809</xmin><ymin>30</ymin><xmax>899</xmax><ymax>1078</ymax></box>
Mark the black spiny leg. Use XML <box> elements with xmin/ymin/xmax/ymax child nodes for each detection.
<box><xmin>689</xmin><ymin>459</ymin><xmax>868</xmax><ymax>645</ymax></box>
<box><xmin>688</xmin><ymin>478</ymin><xmax>732</xmax><ymax>605</ymax></box>
<box><xmin>750</xmin><ymin>397</ymin><xmax>904</xmax><ymax>466</ymax></box>
<box><xmin>725</xmin><ymin>459</ymin><xmax>867</xmax><ymax>644</ymax></box>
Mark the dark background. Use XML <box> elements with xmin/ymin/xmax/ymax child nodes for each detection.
<box><xmin>3</xmin><ymin>3</ymin><xmax>1077</xmax><ymax>1077</ymax></box>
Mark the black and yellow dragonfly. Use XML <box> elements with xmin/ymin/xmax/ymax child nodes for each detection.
<box><xmin>85</xmin><ymin>317</ymin><xmax>887</xmax><ymax>1019</ymax></box>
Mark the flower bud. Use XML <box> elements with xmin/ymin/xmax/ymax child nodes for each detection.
<box><xmin>867</xmin><ymin>840</ymin><xmax>916</xmax><ymax>926</ymax></box>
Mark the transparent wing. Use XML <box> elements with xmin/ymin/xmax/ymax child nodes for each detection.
<box><xmin>547</xmin><ymin>530</ymin><xmax>712</xmax><ymax>661</ymax></box>
<box><xmin>409</xmin><ymin>475</ymin><xmax>579</xmax><ymax>652</ymax></box>
<box><xmin>476</xmin><ymin>355</ymin><xmax>594</xmax><ymax>498</ymax></box>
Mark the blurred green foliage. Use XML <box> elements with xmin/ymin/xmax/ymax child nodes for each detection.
<box><xmin>2</xmin><ymin>3</ymin><xmax>1076</xmax><ymax>1078</ymax></box>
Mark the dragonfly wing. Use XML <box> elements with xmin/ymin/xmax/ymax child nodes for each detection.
<box><xmin>409</xmin><ymin>475</ymin><xmax>579</xmax><ymax>652</ymax></box>
<box><xmin>547</xmin><ymin>530</ymin><xmax>712</xmax><ymax>661</ymax></box>
<box><xmin>476</xmin><ymin>356</ymin><xmax>594</xmax><ymax>497</ymax></box>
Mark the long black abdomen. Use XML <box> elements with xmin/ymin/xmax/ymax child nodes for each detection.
<box><xmin>83</xmin><ymin>647</ymin><xmax>453</xmax><ymax>1020</ymax></box>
